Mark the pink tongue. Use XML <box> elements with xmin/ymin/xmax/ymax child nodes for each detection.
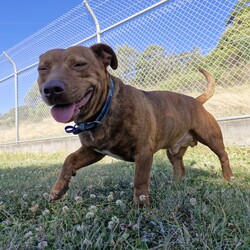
<box><xmin>51</xmin><ymin>103</ymin><xmax>76</xmax><ymax>123</ymax></box>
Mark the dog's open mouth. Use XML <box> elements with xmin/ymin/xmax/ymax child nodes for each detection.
<box><xmin>51</xmin><ymin>87</ymin><xmax>94</xmax><ymax>123</ymax></box>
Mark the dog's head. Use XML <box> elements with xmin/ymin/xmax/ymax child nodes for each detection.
<box><xmin>37</xmin><ymin>43</ymin><xmax>118</xmax><ymax>123</ymax></box>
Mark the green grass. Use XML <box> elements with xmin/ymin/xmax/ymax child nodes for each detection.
<box><xmin>0</xmin><ymin>146</ymin><xmax>249</xmax><ymax>249</ymax></box>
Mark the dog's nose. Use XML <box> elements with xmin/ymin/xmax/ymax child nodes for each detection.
<box><xmin>43</xmin><ymin>80</ymin><xmax>65</xmax><ymax>98</ymax></box>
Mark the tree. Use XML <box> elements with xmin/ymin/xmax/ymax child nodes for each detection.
<box><xmin>226</xmin><ymin>0</ymin><xmax>250</xmax><ymax>26</ymax></box>
<box><xmin>24</xmin><ymin>81</ymin><xmax>42</xmax><ymax>108</ymax></box>
<box><xmin>112</xmin><ymin>44</ymin><xmax>139</xmax><ymax>84</ymax></box>
<box><xmin>205</xmin><ymin>0</ymin><xmax>250</xmax><ymax>69</ymax></box>
<box><xmin>167</xmin><ymin>46</ymin><xmax>202</xmax><ymax>74</ymax></box>
<box><xmin>24</xmin><ymin>81</ymin><xmax>49</xmax><ymax>121</ymax></box>
<box><xmin>133</xmin><ymin>45</ymin><xmax>169</xmax><ymax>87</ymax></box>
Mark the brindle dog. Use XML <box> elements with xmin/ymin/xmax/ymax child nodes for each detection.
<box><xmin>37</xmin><ymin>43</ymin><xmax>233</xmax><ymax>206</ymax></box>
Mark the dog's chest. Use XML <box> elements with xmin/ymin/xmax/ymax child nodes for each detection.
<box><xmin>80</xmin><ymin>130</ymin><xmax>134</xmax><ymax>161</ymax></box>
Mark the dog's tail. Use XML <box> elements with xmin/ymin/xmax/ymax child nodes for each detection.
<box><xmin>196</xmin><ymin>68</ymin><xmax>215</xmax><ymax>104</ymax></box>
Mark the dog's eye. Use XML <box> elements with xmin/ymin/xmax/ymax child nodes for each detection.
<box><xmin>38</xmin><ymin>66</ymin><xmax>48</xmax><ymax>71</ymax></box>
<box><xmin>73</xmin><ymin>62</ymin><xmax>87</xmax><ymax>68</ymax></box>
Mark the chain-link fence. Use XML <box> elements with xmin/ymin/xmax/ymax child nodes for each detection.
<box><xmin>0</xmin><ymin>0</ymin><xmax>249</xmax><ymax>144</ymax></box>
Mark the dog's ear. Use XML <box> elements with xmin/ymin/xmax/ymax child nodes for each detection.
<box><xmin>90</xmin><ymin>43</ymin><xmax>118</xmax><ymax>70</ymax></box>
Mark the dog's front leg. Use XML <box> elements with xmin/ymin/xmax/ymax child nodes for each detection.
<box><xmin>133</xmin><ymin>151</ymin><xmax>153</xmax><ymax>207</ymax></box>
<box><xmin>49</xmin><ymin>146</ymin><xmax>104</xmax><ymax>201</ymax></box>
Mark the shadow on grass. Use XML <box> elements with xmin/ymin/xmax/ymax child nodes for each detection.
<box><xmin>0</xmin><ymin>152</ymin><xmax>242</xmax><ymax>202</ymax></box>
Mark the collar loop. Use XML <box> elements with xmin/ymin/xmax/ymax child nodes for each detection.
<box><xmin>65</xmin><ymin>78</ymin><xmax>114</xmax><ymax>135</ymax></box>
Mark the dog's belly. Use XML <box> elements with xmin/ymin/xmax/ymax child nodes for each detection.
<box><xmin>94</xmin><ymin>148</ymin><xmax>126</xmax><ymax>161</ymax></box>
<box><xmin>168</xmin><ymin>131</ymin><xmax>197</xmax><ymax>154</ymax></box>
<box><xmin>84</xmin><ymin>131</ymin><xmax>135</xmax><ymax>161</ymax></box>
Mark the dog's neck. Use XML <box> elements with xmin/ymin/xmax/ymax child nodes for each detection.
<box><xmin>64</xmin><ymin>77</ymin><xmax>114</xmax><ymax>134</ymax></box>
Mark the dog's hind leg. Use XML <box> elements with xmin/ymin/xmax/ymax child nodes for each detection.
<box><xmin>192</xmin><ymin>117</ymin><xmax>234</xmax><ymax>181</ymax></box>
<box><xmin>167</xmin><ymin>147</ymin><xmax>188</xmax><ymax>181</ymax></box>
<box><xmin>200</xmin><ymin>139</ymin><xmax>233</xmax><ymax>181</ymax></box>
<box><xmin>215</xmin><ymin>149</ymin><xmax>234</xmax><ymax>181</ymax></box>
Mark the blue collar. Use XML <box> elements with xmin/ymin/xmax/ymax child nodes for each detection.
<box><xmin>65</xmin><ymin>78</ymin><xmax>114</xmax><ymax>135</ymax></box>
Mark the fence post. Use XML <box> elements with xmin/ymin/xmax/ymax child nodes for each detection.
<box><xmin>3</xmin><ymin>52</ymin><xmax>19</xmax><ymax>143</ymax></box>
<box><xmin>83</xmin><ymin>0</ymin><xmax>101</xmax><ymax>43</ymax></box>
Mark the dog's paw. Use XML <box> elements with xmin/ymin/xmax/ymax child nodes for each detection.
<box><xmin>49</xmin><ymin>178</ymin><xmax>70</xmax><ymax>201</ymax></box>
<box><xmin>49</xmin><ymin>190</ymin><xmax>61</xmax><ymax>201</ymax></box>
<box><xmin>133</xmin><ymin>194</ymin><xmax>150</xmax><ymax>207</ymax></box>
<box><xmin>224</xmin><ymin>173</ymin><xmax>234</xmax><ymax>182</ymax></box>
<box><xmin>49</xmin><ymin>186</ymin><xmax>69</xmax><ymax>201</ymax></box>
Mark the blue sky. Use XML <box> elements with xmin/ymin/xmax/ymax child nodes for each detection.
<box><xmin>0</xmin><ymin>0</ymin><xmax>237</xmax><ymax>54</ymax></box>
<box><xmin>0</xmin><ymin>0</ymin><xmax>81</xmax><ymax>53</ymax></box>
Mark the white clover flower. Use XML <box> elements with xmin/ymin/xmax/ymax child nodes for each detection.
<box><xmin>108</xmin><ymin>220</ymin><xmax>115</xmax><ymax>229</ymax></box>
<box><xmin>37</xmin><ymin>240</ymin><xmax>48</xmax><ymax>249</ymax></box>
<box><xmin>107</xmin><ymin>192</ymin><xmax>114</xmax><ymax>202</ymax></box>
<box><xmin>1</xmin><ymin>219</ymin><xmax>10</xmax><ymax>226</ymax></box>
<box><xmin>111</xmin><ymin>216</ymin><xmax>119</xmax><ymax>223</ymax></box>
<box><xmin>87</xmin><ymin>185</ymin><xmax>94</xmax><ymax>191</ymax></box>
<box><xmin>42</xmin><ymin>209</ymin><xmax>50</xmax><ymax>216</ymax></box>
<box><xmin>108</xmin><ymin>216</ymin><xmax>120</xmax><ymax>229</ymax></box>
<box><xmin>21</xmin><ymin>201</ymin><xmax>28</xmax><ymax>209</ymax></box>
<box><xmin>85</xmin><ymin>211</ymin><xmax>95</xmax><ymax>219</ymax></box>
<box><xmin>29</xmin><ymin>204</ymin><xmax>39</xmax><ymax>213</ymax></box>
<box><xmin>75</xmin><ymin>224</ymin><xmax>83</xmax><ymax>232</ymax></box>
<box><xmin>139</xmin><ymin>195</ymin><xmax>146</xmax><ymax>201</ymax></box>
<box><xmin>120</xmin><ymin>191</ymin><xmax>125</xmax><ymax>196</ymax></box>
<box><xmin>74</xmin><ymin>196</ymin><xmax>83</xmax><ymax>204</ymax></box>
<box><xmin>90</xmin><ymin>194</ymin><xmax>96</xmax><ymax>199</ymax></box>
<box><xmin>35</xmin><ymin>226</ymin><xmax>43</xmax><ymax>232</ymax></box>
<box><xmin>133</xmin><ymin>224</ymin><xmax>140</xmax><ymax>230</ymax></box>
<box><xmin>88</xmin><ymin>205</ymin><xmax>97</xmax><ymax>213</ymax></box>
<box><xmin>43</xmin><ymin>193</ymin><xmax>49</xmax><ymax>200</ymax></box>
<box><xmin>22</xmin><ymin>193</ymin><xmax>28</xmax><ymax>200</ymax></box>
<box><xmin>62</xmin><ymin>206</ymin><xmax>69</xmax><ymax>213</ymax></box>
<box><xmin>24</xmin><ymin>231</ymin><xmax>33</xmax><ymax>238</ymax></box>
<box><xmin>115</xmin><ymin>199</ymin><xmax>123</xmax><ymax>206</ymax></box>
<box><xmin>83</xmin><ymin>238</ymin><xmax>92</xmax><ymax>246</ymax></box>
<box><xmin>190</xmin><ymin>197</ymin><xmax>197</xmax><ymax>206</ymax></box>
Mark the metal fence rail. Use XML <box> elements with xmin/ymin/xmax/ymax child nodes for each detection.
<box><xmin>0</xmin><ymin>0</ymin><xmax>249</xmax><ymax>144</ymax></box>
